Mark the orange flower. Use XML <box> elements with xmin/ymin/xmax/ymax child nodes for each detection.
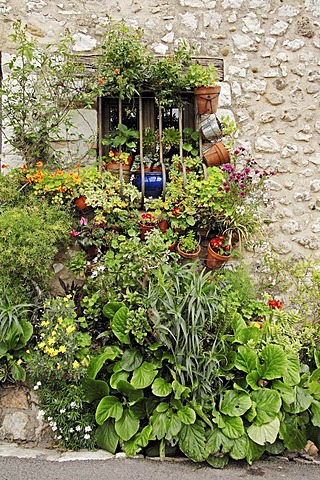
<box><xmin>114</xmin><ymin>69</ymin><xmax>120</xmax><ymax>75</ymax></box>
<box><xmin>36</xmin><ymin>161</ymin><xmax>44</xmax><ymax>167</ymax></box>
<box><xmin>75</xmin><ymin>164</ymin><xmax>81</xmax><ymax>168</ymax></box>
<box><xmin>20</xmin><ymin>164</ymin><xmax>27</xmax><ymax>171</ymax></box>
<box><xmin>55</xmin><ymin>169</ymin><xmax>63</xmax><ymax>175</ymax></box>
<box><xmin>1</xmin><ymin>164</ymin><xmax>8</xmax><ymax>169</ymax></box>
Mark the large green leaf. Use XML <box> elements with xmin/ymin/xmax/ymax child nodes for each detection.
<box><xmin>111</xmin><ymin>306</ymin><xmax>130</xmax><ymax>344</ymax></box>
<box><xmin>120</xmin><ymin>348</ymin><xmax>143</xmax><ymax>372</ymax></box>
<box><xmin>10</xmin><ymin>361</ymin><xmax>26</xmax><ymax>382</ymax></box>
<box><xmin>166</xmin><ymin>412</ymin><xmax>182</xmax><ymax>439</ymax></box>
<box><xmin>279</xmin><ymin>414</ymin><xmax>307</xmax><ymax>450</ymax></box>
<box><xmin>229</xmin><ymin>434</ymin><xmax>249</xmax><ymax>460</ymax></box>
<box><xmin>220</xmin><ymin>390</ymin><xmax>252</xmax><ymax>417</ymax></box>
<box><xmin>207</xmin><ymin>425</ymin><xmax>233</xmax><ymax>454</ymax></box>
<box><xmin>152</xmin><ymin>377</ymin><xmax>173</xmax><ymax>397</ymax></box>
<box><xmin>250</xmin><ymin>389</ymin><xmax>282</xmax><ymax>425</ymax></box>
<box><xmin>177</xmin><ymin>406</ymin><xmax>196</xmax><ymax>425</ymax></box>
<box><xmin>206</xmin><ymin>454</ymin><xmax>229</xmax><ymax>469</ymax></box>
<box><xmin>284</xmin><ymin>386</ymin><xmax>313</xmax><ymax>414</ymax></box>
<box><xmin>172</xmin><ymin>380</ymin><xmax>190</xmax><ymax>399</ymax></box>
<box><xmin>116</xmin><ymin>380</ymin><xmax>144</xmax><ymax>405</ymax></box>
<box><xmin>247</xmin><ymin>417</ymin><xmax>280</xmax><ymax>446</ymax></box>
<box><xmin>257</xmin><ymin>345</ymin><xmax>287</xmax><ymax>380</ymax></box>
<box><xmin>311</xmin><ymin>400</ymin><xmax>320</xmax><ymax>427</ymax></box>
<box><xmin>150</xmin><ymin>410</ymin><xmax>167</xmax><ymax>439</ymax></box>
<box><xmin>283</xmin><ymin>352</ymin><xmax>300</xmax><ymax>386</ymax></box>
<box><xmin>235</xmin><ymin>326</ymin><xmax>261</xmax><ymax>346</ymax></box>
<box><xmin>246</xmin><ymin>371</ymin><xmax>261</xmax><ymax>391</ymax></box>
<box><xmin>96</xmin><ymin>418</ymin><xmax>119</xmax><ymax>453</ymax></box>
<box><xmin>82</xmin><ymin>377</ymin><xmax>109</xmax><ymax>402</ymax></box>
<box><xmin>102</xmin><ymin>301</ymin><xmax>124</xmax><ymax>319</ymax></box>
<box><xmin>235</xmin><ymin>346</ymin><xmax>258</xmax><ymax>373</ymax></box>
<box><xmin>87</xmin><ymin>346</ymin><xmax>121</xmax><ymax>379</ymax></box>
<box><xmin>115</xmin><ymin>408</ymin><xmax>140</xmax><ymax>441</ymax></box>
<box><xmin>95</xmin><ymin>396</ymin><xmax>123</xmax><ymax>425</ymax></box>
<box><xmin>245</xmin><ymin>439</ymin><xmax>265</xmax><ymax>465</ymax></box>
<box><xmin>130</xmin><ymin>362</ymin><xmax>158</xmax><ymax>389</ymax></box>
<box><xmin>272</xmin><ymin>380</ymin><xmax>295</xmax><ymax>405</ymax></box>
<box><xmin>179</xmin><ymin>421</ymin><xmax>209</xmax><ymax>462</ymax></box>
<box><xmin>110</xmin><ymin>370</ymin><xmax>129</xmax><ymax>389</ymax></box>
<box><xmin>221</xmin><ymin>415</ymin><xmax>245</xmax><ymax>439</ymax></box>
<box><xmin>123</xmin><ymin>425</ymin><xmax>152</xmax><ymax>456</ymax></box>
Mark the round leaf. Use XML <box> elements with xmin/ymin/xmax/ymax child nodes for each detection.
<box><xmin>152</xmin><ymin>377</ymin><xmax>173</xmax><ymax>397</ymax></box>
<box><xmin>257</xmin><ymin>345</ymin><xmax>287</xmax><ymax>380</ymax></box>
<box><xmin>115</xmin><ymin>408</ymin><xmax>140</xmax><ymax>441</ymax></box>
<box><xmin>95</xmin><ymin>396</ymin><xmax>123</xmax><ymax>425</ymax></box>
<box><xmin>220</xmin><ymin>391</ymin><xmax>252</xmax><ymax>417</ymax></box>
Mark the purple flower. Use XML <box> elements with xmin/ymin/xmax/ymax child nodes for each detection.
<box><xmin>240</xmin><ymin>191</ymin><xmax>246</xmax><ymax>198</ymax></box>
<box><xmin>80</xmin><ymin>217</ymin><xmax>87</xmax><ymax>226</ymax></box>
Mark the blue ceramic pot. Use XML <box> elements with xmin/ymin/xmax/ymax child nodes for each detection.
<box><xmin>132</xmin><ymin>171</ymin><xmax>164</xmax><ymax>199</ymax></box>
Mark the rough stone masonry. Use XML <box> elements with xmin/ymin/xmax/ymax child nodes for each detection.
<box><xmin>0</xmin><ymin>0</ymin><xmax>319</xmax><ymax>266</ymax></box>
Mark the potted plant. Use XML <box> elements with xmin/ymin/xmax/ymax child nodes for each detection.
<box><xmin>139</xmin><ymin>211</ymin><xmax>158</xmax><ymax>239</ymax></box>
<box><xmin>206</xmin><ymin>233</ymin><xmax>232</xmax><ymax>269</ymax></box>
<box><xmin>177</xmin><ymin>230</ymin><xmax>201</xmax><ymax>259</ymax></box>
<box><xmin>186</xmin><ymin>63</ymin><xmax>220</xmax><ymax>114</ymax></box>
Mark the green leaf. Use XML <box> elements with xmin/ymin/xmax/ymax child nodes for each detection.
<box><xmin>229</xmin><ymin>435</ymin><xmax>249</xmax><ymax>460</ymax></box>
<box><xmin>250</xmin><ymin>389</ymin><xmax>282</xmax><ymax>425</ymax></box>
<box><xmin>115</xmin><ymin>408</ymin><xmax>140</xmax><ymax>441</ymax></box>
<box><xmin>235</xmin><ymin>326</ymin><xmax>261</xmax><ymax>345</ymax></box>
<box><xmin>10</xmin><ymin>362</ymin><xmax>26</xmax><ymax>382</ymax></box>
<box><xmin>284</xmin><ymin>386</ymin><xmax>313</xmax><ymax>414</ymax></box>
<box><xmin>96</xmin><ymin>418</ymin><xmax>119</xmax><ymax>453</ymax></box>
<box><xmin>311</xmin><ymin>400</ymin><xmax>320</xmax><ymax>427</ymax></box>
<box><xmin>179</xmin><ymin>421</ymin><xmax>209</xmax><ymax>462</ymax></box>
<box><xmin>123</xmin><ymin>425</ymin><xmax>152</xmax><ymax>456</ymax></box>
<box><xmin>246</xmin><ymin>371</ymin><xmax>261</xmax><ymax>391</ymax></box>
<box><xmin>283</xmin><ymin>352</ymin><xmax>300</xmax><ymax>386</ymax></box>
<box><xmin>221</xmin><ymin>415</ymin><xmax>245</xmax><ymax>439</ymax></box>
<box><xmin>266</xmin><ymin>440</ymin><xmax>285</xmax><ymax>455</ymax></box>
<box><xmin>245</xmin><ymin>439</ymin><xmax>265</xmax><ymax>465</ymax></box>
<box><xmin>220</xmin><ymin>390</ymin><xmax>252</xmax><ymax>417</ymax></box>
<box><xmin>177</xmin><ymin>406</ymin><xmax>196</xmax><ymax>425</ymax></box>
<box><xmin>257</xmin><ymin>345</ymin><xmax>287</xmax><ymax>380</ymax></box>
<box><xmin>95</xmin><ymin>396</ymin><xmax>123</xmax><ymax>425</ymax></box>
<box><xmin>166</xmin><ymin>412</ymin><xmax>182</xmax><ymax>439</ymax></box>
<box><xmin>87</xmin><ymin>346</ymin><xmax>121</xmax><ymax>379</ymax></box>
<box><xmin>152</xmin><ymin>377</ymin><xmax>173</xmax><ymax>397</ymax></box>
<box><xmin>110</xmin><ymin>370</ymin><xmax>129</xmax><ymax>389</ymax></box>
<box><xmin>235</xmin><ymin>346</ymin><xmax>258</xmax><ymax>373</ymax></box>
<box><xmin>279</xmin><ymin>414</ymin><xmax>307</xmax><ymax>451</ymax></box>
<box><xmin>206</xmin><ymin>454</ymin><xmax>229</xmax><ymax>469</ymax></box>
<box><xmin>272</xmin><ymin>380</ymin><xmax>295</xmax><ymax>405</ymax></box>
<box><xmin>247</xmin><ymin>417</ymin><xmax>280</xmax><ymax>446</ymax></box>
<box><xmin>207</xmin><ymin>425</ymin><xmax>233</xmax><ymax>454</ymax></box>
<box><xmin>111</xmin><ymin>306</ymin><xmax>130</xmax><ymax>344</ymax></box>
<box><xmin>130</xmin><ymin>362</ymin><xmax>158</xmax><ymax>389</ymax></box>
<box><xmin>102</xmin><ymin>301</ymin><xmax>124</xmax><ymax>319</ymax></box>
<box><xmin>156</xmin><ymin>402</ymin><xmax>169</xmax><ymax>413</ymax></box>
<box><xmin>172</xmin><ymin>379</ymin><xmax>190</xmax><ymax>399</ymax></box>
<box><xmin>150</xmin><ymin>411</ymin><xmax>167</xmax><ymax>439</ymax></box>
<box><xmin>82</xmin><ymin>377</ymin><xmax>109</xmax><ymax>402</ymax></box>
<box><xmin>116</xmin><ymin>380</ymin><xmax>144</xmax><ymax>405</ymax></box>
<box><xmin>120</xmin><ymin>348</ymin><xmax>143</xmax><ymax>372</ymax></box>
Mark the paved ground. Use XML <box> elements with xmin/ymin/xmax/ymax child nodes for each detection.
<box><xmin>0</xmin><ymin>442</ymin><xmax>319</xmax><ymax>480</ymax></box>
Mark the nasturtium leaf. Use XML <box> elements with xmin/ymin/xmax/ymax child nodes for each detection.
<box><xmin>120</xmin><ymin>348</ymin><xmax>143</xmax><ymax>372</ymax></box>
<box><xmin>177</xmin><ymin>406</ymin><xmax>196</xmax><ymax>425</ymax></box>
<box><xmin>257</xmin><ymin>345</ymin><xmax>287</xmax><ymax>380</ymax></box>
<box><xmin>110</xmin><ymin>306</ymin><xmax>130</xmax><ymax>344</ymax></box>
<box><xmin>250</xmin><ymin>389</ymin><xmax>282</xmax><ymax>425</ymax></box>
<box><xmin>110</xmin><ymin>370</ymin><xmax>129</xmax><ymax>390</ymax></box>
<box><xmin>95</xmin><ymin>396</ymin><xmax>123</xmax><ymax>425</ymax></box>
<box><xmin>102</xmin><ymin>301</ymin><xmax>124</xmax><ymax>319</ymax></box>
<box><xmin>220</xmin><ymin>390</ymin><xmax>252</xmax><ymax>417</ymax></box>
<box><xmin>87</xmin><ymin>346</ymin><xmax>121</xmax><ymax>379</ymax></box>
<box><xmin>95</xmin><ymin>418</ymin><xmax>119</xmax><ymax>453</ymax></box>
<box><xmin>82</xmin><ymin>377</ymin><xmax>109</xmax><ymax>402</ymax></box>
<box><xmin>115</xmin><ymin>408</ymin><xmax>140</xmax><ymax>441</ymax></box>
<box><xmin>246</xmin><ymin>371</ymin><xmax>261</xmax><ymax>391</ymax></box>
<box><xmin>283</xmin><ymin>352</ymin><xmax>300</xmax><ymax>386</ymax></box>
<box><xmin>235</xmin><ymin>346</ymin><xmax>258</xmax><ymax>373</ymax></box>
<box><xmin>229</xmin><ymin>434</ymin><xmax>249</xmax><ymax>460</ymax></box>
<box><xmin>123</xmin><ymin>425</ymin><xmax>152</xmax><ymax>456</ymax></box>
<box><xmin>311</xmin><ymin>400</ymin><xmax>320</xmax><ymax>427</ymax></box>
<box><xmin>247</xmin><ymin>417</ymin><xmax>280</xmax><ymax>446</ymax></box>
<box><xmin>245</xmin><ymin>439</ymin><xmax>266</xmax><ymax>465</ymax></box>
<box><xmin>284</xmin><ymin>386</ymin><xmax>313</xmax><ymax>414</ymax></box>
<box><xmin>130</xmin><ymin>362</ymin><xmax>158</xmax><ymax>389</ymax></box>
<box><xmin>221</xmin><ymin>415</ymin><xmax>245</xmax><ymax>439</ymax></box>
<box><xmin>152</xmin><ymin>377</ymin><xmax>173</xmax><ymax>397</ymax></box>
<box><xmin>279</xmin><ymin>414</ymin><xmax>307</xmax><ymax>451</ymax></box>
<box><xmin>272</xmin><ymin>380</ymin><xmax>295</xmax><ymax>405</ymax></box>
<box><xmin>179</xmin><ymin>421</ymin><xmax>209</xmax><ymax>462</ymax></box>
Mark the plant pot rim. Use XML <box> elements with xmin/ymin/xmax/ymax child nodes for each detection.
<box><xmin>207</xmin><ymin>241</ymin><xmax>230</xmax><ymax>261</ymax></box>
<box><xmin>177</xmin><ymin>242</ymin><xmax>201</xmax><ymax>258</ymax></box>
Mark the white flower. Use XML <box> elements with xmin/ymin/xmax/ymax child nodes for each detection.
<box><xmin>59</xmin><ymin>408</ymin><xmax>66</xmax><ymax>414</ymax></box>
<box><xmin>47</xmin><ymin>416</ymin><xmax>53</xmax><ymax>421</ymax></box>
<box><xmin>37</xmin><ymin>381</ymin><xmax>42</xmax><ymax>386</ymax></box>
<box><xmin>69</xmin><ymin>428</ymin><xmax>74</xmax><ymax>433</ymax></box>
<box><xmin>52</xmin><ymin>426</ymin><xmax>57</xmax><ymax>432</ymax></box>
<box><xmin>84</xmin><ymin>434</ymin><xmax>91</xmax><ymax>440</ymax></box>
<box><xmin>75</xmin><ymin>425</ymin><xmax>81</xmax><ymax>432</ymax></box>
<box><xmin>33</xmin><ymin>385</ymin><xmax>39</xmax><ymax>390</ymax></box>
<box><xmin>97</xmin><ymin>266</ymin><xmax>105</xmax><ymax>272</ymax></box>
<box><xmin>84</xmin><ymin>426</ymin><xmax>92</xmax><ymax>432</ymax></box>
<box><xmin>57</xmin><ymin>435</ymin><xmax>62</xmax><ymax>440</ymax></box>
<box><xmin>36</xmin><ymin>410</ymin><xmax>45</xmax><ymax>420</ymax></box>
<box><xmin>91</xmin><ymin>271</ymin><xmax>98</xmax><ymax>279</ymax></box>
<box><xmin>70</xmin><ymin>402</ymin><xmax>77</xmax><ymax>408</ymax></box>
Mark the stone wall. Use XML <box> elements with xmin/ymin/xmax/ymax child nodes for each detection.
<box><xmin>0</xmin><ymin>0</ymin><xmax>319</xmax><ymax>262</ymax></box>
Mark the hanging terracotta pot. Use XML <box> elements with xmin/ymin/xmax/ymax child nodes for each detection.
<box><xmin>177</xmin><ymin>243</ymin><xmax>201</xmax><ymax>260</ymax></box>
<box><xmin>106</xmin><ymin>162</ymin><xmax>131</xmax><ymax>183</ymax></box>
<box><xmin>203</xmin><ymin>142</ymin><xmax>230</xmax><ymax>167</ymax></box>
<box><xmin>194</xmin><ymin>85</ymin><xmax>221</xmax><ymax>115</ymax></box>
<box><xmin>139</xmin><ymin>223</ymin><xmax>156</xmax><ymax>240</ymax></box>
<box><xmin>206</xmin><ymin>242</ymin><xmax>230</xmax><ymax>270</ymax></box>
<box><xmin>75</xmin><ymin>196</ymin><xmax>88</xmax><ymax>211</ymax></box>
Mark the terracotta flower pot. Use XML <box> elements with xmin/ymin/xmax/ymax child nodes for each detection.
<box><xmin>206</xmin><ymin>242</ymin><xmax>230</xmax><ymax>270</ymax></box>
<box><xmin>106</xmin><ymin>162</ymin><xmax>131</xmax><ymax>183</ymax></box>
<box><xmin>158</xmin><ymin>220</ymin><xmax>168</xmax><ymax>233</ymax></box>
<box><xmin>139</xmin><ymin>222</ymin><xmax>156</xmax><ymax>240</ymax></box>
<box><xmin>75</xmin><ymin>196</ymin><xmax>88</xmax><ymax>211</ymax></box>
<box><xmin>194</xmin><ymin>85</ymin><xmax>221</xmax><ymax>115</ymax></box>
<box><xmin>177</xmin><ymin>243</ymin><xmax>201</xmax><ymax>260</ymax></box>
<box><xmin>203</xmin><ymin>142</ymin><xmax>230</xmax><ymax>167</ymax></box>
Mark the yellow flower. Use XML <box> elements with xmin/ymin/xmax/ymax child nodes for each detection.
<box><xmin>64</xmin><ymin>295</ymin><xmax>72</xmax><ymax>301</ymax></box>
<box><xmin>72</xmin><ymin>360</ymin><xmax>80</xmax><ymax>369</ymax></box>
<box><xmin>16</xmin><ymin>359</ymin><xmax>23</xmax><ymax>365</ymax></box>
<box><xmin>47</xmin><ymin>337</ymin><xmax>55</xmax><ymax>346</ymax></box>
<box><xmin>59</xmin><ymin>345</ymin><xmax>66</xmax><ymax>353</ymax></box>
<box><xmin>38</xmin><ymin>342</ymin><xmax>45</xmax><ymax>349</ymax></box>
<box><xmin>81</xmin><ymin>357</ymin><xmax>89</xmax><ymax>367</ymax></box>
<box><xmin>66</xmin><ymin>325</ymin><xmax>76</xmax><ymax>335</ymax></box>
<box><xmin>51</xmin><ymin>330</ymin><xmax>57</xmax><ymax>336</ymax></box>
<box><xmin>57</xmin><ymin>317</ymin><xmax>63</xmax><ymax>324</ymax></box>
<box><xmin>40</xmin><ymin>333</ymin><xmax>45</xmax><ymax>338</ymax></box>
<box><xmin>40</xmin><ymin>320</ymin><xmax>49</xmax><ymax>327</ymax></box>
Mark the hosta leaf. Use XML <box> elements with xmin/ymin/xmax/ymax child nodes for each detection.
<box><xmin>123</xmin><ymin>425</ymin><xmax>152</xmax><ymax>456</ymax></box>
<box><xmin>257</xmin><ymin>345</ymin><xmax>287</xmax><ymax>380</ymax></box>
<box><xmin>235</xmin><ymin>346</ymin><xmax>258</xmax><ymax>373</ymax></box>
<box><xmin>284</xmin><ymin>386</ymin><xmax>313</xmax><ymax>414</ymax></box>
<box><xmin>283</xmin><ymin>352</ymin><xmax>300</xmax><ymax>386</ymax></box>
<box><xmin>96</xmin><ymin>418</ymin><xmax>119</xmax><ymax>453</ymax></box>
<box><xmin>247</xmin><ymin>417</ymin><xmax>280</xmax><ymax>446</ymax></box>
<box><xmin>130</xmin><ymin>362</ymin><xmax>158</xmax><ymax>389</ymax></box>
<box><xmin>250</xmin><ymin>389</ymin><xmax>282</xmax><ymax>425</ymax></box>
<box><xmin>221</xmin><ymin>415</ymin><xmax>245</xmax><ymax>439</ymax></box>
<box><xmin>87</xmin><ymin>346</ymin><xmax>121</xmax><ymax>379</ymax></box>
<box><xmin>120</xmin><ymin>348</ymin><xmax>143</xmax><ymax>372</ymax></box>
<box><xmin>110</xmin><ymin>306</ymin><xmax>130</xmax><ymax>344</ymax></box>
<box><xmin>177</xmin><ymin>406</ymin><xmax>196</xmax><ymax>425</ymax></box>
<box><xmin>229</xmin><ymin>434</ymin><xmax>249</xmax><ymax>460</ymax></box>
<box><xmin>220</xmin><ymin>390</ymin><xmax>252</xmax><ymax>417</ymax></box>
<box><xmin>272</xmin><ymin>380</ymin><xmax>295</xmax><ymax>405</ymax></box>
<box><xmin>115</xmin><ymin>408</ymin><xmax>140</xmax><ymax>441</ymax></box>
<box><xmin>95</xmin><ymin>396</ymin><xmax>123</xmax><ymax>425</ymax></box>
<box><xmin>311</xmin><ymin>400</ymin><xmax>320</xmax><ymax>427</ymax></box>
<box><xmin>82</xmin><ymin>377</ymin><xmax>109</xmax><ymax>402</ymax></box>
<box><xmin>179</xmin><ymin>421</ymin><xmax>209</xmax><ymax>462</ymax></box>
<box><xmin>152</xmin><ymin>377</ymin><xmax>173</xmax><ymax>397</ymax></box>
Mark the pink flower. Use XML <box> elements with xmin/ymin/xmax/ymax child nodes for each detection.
<box><xmin>70</xmin><ymin>230</ymin><xmax>80</xmax><ymax>237</ymax></box>
<box><xmin>80</xmin><ymin>217</ymin><xmax>87</xmax><ymax>226</ymax></box>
